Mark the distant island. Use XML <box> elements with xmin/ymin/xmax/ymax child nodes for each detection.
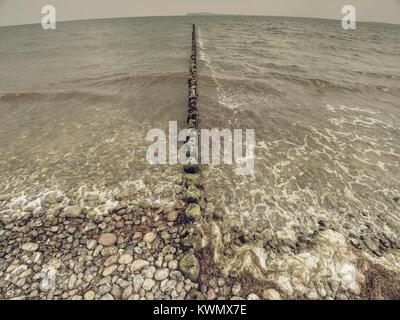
<box><xmin>186</xmin><ymin>12</ymin><xmax>219</xmax><ymax>16</ymax></box>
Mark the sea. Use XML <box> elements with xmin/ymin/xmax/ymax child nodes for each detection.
<box><xmin>1</xmin><ymin>15</ymin><xmax>399</xmax><ymax>298</ymax></box>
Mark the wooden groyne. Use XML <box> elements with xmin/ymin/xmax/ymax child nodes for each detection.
<box><xmin>183</xmin><ymin>24</ymin><xmax>201</xmax><ymax>224</ymax></box>
<box><xmin>178</xmin><ymin>24</ymin><xmax>205</xmax><ymax>300</ymax></box>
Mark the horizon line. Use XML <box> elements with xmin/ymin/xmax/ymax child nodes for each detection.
<box><xmin>1</xmin><ymin>13</ymin><xmax>399</xmax><ymax>28</ymax></box>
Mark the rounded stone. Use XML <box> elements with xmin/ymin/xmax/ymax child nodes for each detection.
<box><xmin>84</xmin><ymin>291</ymin><xmax>95</xmax><ymax>300</ymax></box>
<box><xmin>64</xmin><ymin>206</ymin><xmax>82</xmax><ymax>218</ymax></box>
<box><xmin>104</xmin><ymin>255</ymin><xmax>119</xmax><ymax>267</ymax></box>
<box><xmin>143</xmin><ymin>232</ymin><xmax>156</xmax><ymax>243</ymax></box>
<box><xmin>207</xmin><ymin>289</ymin><xmax>217</xmax><ymax>300</ymax></box>
<box><xmin>132</xmin><ymin>274</ymin><xmax>145</xmax><ymax>293</ymax></box>
<box><xmin>305</xmin><ymin>289</ymin><xmax>319</xmax><ymax>300</ymax></box>
<box><xmin>99</xmin><ymin>233</ymin><xmax>117</xmax><ymax>246</ymax></box>
<box><xmin>168</xmin><ymin>260</ymin><xmax>178</xmax><ymax>270</ymax></box>
<box><xmin>247</xmin><ymin>293</ymin><xmax>260</xmax><ymax>300</ymax></box>
<box><xmin>263</xmin><ymin>288</ymin><xmax>281</xmax><ymax>300</ymax></box>
<box><xmin>130</xmin><ymin>259</ymin><xmax>150</xmax><ymax>272</ymax></box>
<box><xmin>118</xmin><ymin>254</ymin><xmax>133</xmax><ymax>265</ymax></box>
<box><xmin>22</xmin><ymin>242</ymin><xmax>39</xmax><ymax>252</ymax></box>
<box><xmin>142</xmin><ymin>279</ymin><xmax>155</xmax><ymax>291</ymax></box>
<box><xmin>103</xmin><ymin>265</ymin><xmax>117</xmax><ymax>277</ymax></box>
<box><xmin>166</xmin><ymin>211</ymin><xmax>179</xmax><ymax>222</ymax></box>
<box><xmin>86</xmin><ymin>240</ymin><xmax>97</xmax><ymax>250</ymax></box>
<box><xmin>154</xmin><ymin>268</ymin><xmax>169</xmax><ymax>281</ymax></box>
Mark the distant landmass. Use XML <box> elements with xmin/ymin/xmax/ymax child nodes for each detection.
<box><xmin>186</xmin><ymin>12</ymin><xmax>218</xmax><ymax>16</ymax></box>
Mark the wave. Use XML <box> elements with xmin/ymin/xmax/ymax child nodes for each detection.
<box><xmin>201</xmin><ymin>74</ymin><xmax>286</xmax><ymax>98</ymax></box>
<box><xmin>0</xmin><ymin>90</ymin><xmax>113</xmax><ymax>103</ymax></box>
<box><xmin>0</xmin><ymin>71</ymin><xmax>187</xmax><ymax>103</ymax></box>
<box><xmin>60</xmin><ymin>71</ymin><xmax>186</xmax><ymax>88</ymax></box>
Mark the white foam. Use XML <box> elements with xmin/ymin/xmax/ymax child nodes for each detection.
<box><xmin>197</xmin><ymin>28</ymin><xmax>239</xmax><ymax>110</ymax></box>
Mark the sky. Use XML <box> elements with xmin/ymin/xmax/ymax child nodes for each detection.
<box><xmin>0</xmin><ymin>0</ymin><xmax>399</xmax><ymax>27</ymax></box>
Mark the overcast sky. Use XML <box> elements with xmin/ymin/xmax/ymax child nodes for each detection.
<box><xmin>0</xmin><ymin>0</ymin><xmax>399</xmax><ymax>27</ymax></box>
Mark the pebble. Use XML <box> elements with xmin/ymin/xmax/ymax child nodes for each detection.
<box><xmin>263</xmin><ymin>288</ymin><xmax>281</xmax><ymax>300</ymax></box>
<box><xmin>142</xmin><ymin>266</ymin><xmax>156</xmax><ymax>279</ymax></box>
<box><xmin>118</xmin><ymin>254</ymin><xmax>133</xmax><ymax>265</ymax></box>
<box><xmin>99</xmin><ymin>233</ymin><xmax>117</xmax><ymax>246</ymax></box>
<box><xmin>84</xmin><ymin>291</ymin><xmax>95</xmax><ymax>300</ymax></box>
<box><xmin>166</xmin><ymin>211</ymin><xmax>178</xmax><ymax>222</ymax></box>
<box><xmin>122</xmin><ymin>286</ymin><xmax>133</xmax><ymax>299</ymax></box>
<box><xmin>232</xmin><ymin>283</ymin><xmax>241</xmax><ymax>296</ymax></box>
<box><xmin>22</xmin><ymin>242</ymin><xmax>39</xmax><ymax>252</ymax></box>
<box><xmin>132</xmin><ymin>274</ymin><xmax>145</xmax><ymax>293</ymax></box>
<box><xmin>101</xmin><ymin>293</ymin><xmax>114</xmax><ymax>300</ymax></box>
<box><xmin>154</xmin><ymin>268</ymin><xmax>169</xmax><ymax>281</ymax></box>
<box><xmin>103</xmin><ymin>265</ymin><xmax>117</xmax><ymax>277</ymax></box>
<box><xmin>43</xmin><ymin>192</ymin><xmax>60</xmax><ymax>205</ymax></box>
<box><xmin>131</xmin><ymin>259</ymin><xmax>150</xmax><ymax>272</ymax></box>
<box><xmin>104</xmin><ymin>255</ymin><xmax>119</xmax><ymax>267</ymax></box>
<box><xmin>86</xmin><ymin>240</ymin><xmax>97</xmax><ymax>250</ymax></box>
<box><xmin>143</xmin><ymin>232</ymin><xmax>157</xmax><ymax>243</ymax></box>
<box><xmin>68</xmin><ymin>274</ymin><xmax>77</xmax><ymax>289</ymax></box>
<box><xmin>207</xmin><ymin>289</ymin><xmax>217</xmax><ymax>300</ymax></box>
<box><xmin>305</xmin><ymin>289</ymin><xmax>319</xmax><ymax>300</ymax></box>
<box><xmin>132</xmin><ymin>232</ymin><xmax>142</xmax><ymax>240</ymax></box>
<box><xmin>142</xmin><ymin>279</ymin><xmax>155</xmax><ymax>291</ymax></box>
<box><xmin>168</xmin><ymin>260</ymin><xmax>178</xmax><ymax>270</ymax></box>
<box><xmin>247</xmin><ymin>293</ymin><xmax>260</xmax><ymax>300</ymax></box>
<box><xmin>97</xmin><ymin>284</ymin><xmax>112</xmax><ymax>296</ymax></box>
<box><xmin>64</xmin><ymin>206</ymin><xmax>82</xmax><ymax>218</ymax></box>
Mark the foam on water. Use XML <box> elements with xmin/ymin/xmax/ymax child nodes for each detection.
<box><xmin>196</xmin><ymin>17</ymin><xmax>400</xmax><ymax>297</ymax></box>
<box><xmin>198</xmin><ymin>27</ymin><xmax>240</xmax><ymax>110</ymax></box>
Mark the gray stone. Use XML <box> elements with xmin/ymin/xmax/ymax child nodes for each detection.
<box><xmin>154</xmin><ymin>268</ymin><xmax>169</xmax><ymax>281</ymax></box>
<box><xmin>99</xmin><ymin>233</ymin><xmax>117</xmax><ymax>246</ymax></box>
<box><xmin>232</xmin><ymin>283</ymin><xmax>241</xmax><ymax>296</ymax></box>
<box><xmin>86</xmin><ymin>240</ymin><xmax>97</xmax><ymax>250</ymax></box>
<box><xmin>168</xmin><ymin>260</ymin><xmax>178</xmax><ymax>270</ymax></box>
<box><xmin>143</xmin><ymin>278</ymin><xmax>155</xmax><ymax>291</ymax></box>
<box><xmin>100</xmin><ymin>293</ymin><xmax>114</xmax><ymax>300</ymax></box>
<box><xmin>142</xmin><ymin>266</ymin><xmax>156</xmax><ymax>279</ymax></box>
<box><xmin>64</xmin><ymin>206</ymin><xmax>82</xmax><ymax>218</ymax></box>
<box><xmin>305</xmin><ymin>289</ymin><xmax>319</xmax><ymax>300</ymax></box>
<box><xmin>132</xmin><ymin>274</ymin><xmax>145</xmax><ymax>293</ymax></box>
<box><xmin>247</xmin><ymin>293</ymin><xmax>260</xmax><ymax>300</ymax></box>
<box><xmin>118</xmin><ymin>254</ymin><xmax>133</xmax><ymax>265</ymax></box>
<box><xmin>84</xmin><ymin>290</ymin><xmax>95</xmax><ymax>300</ymax></box>
<box><xmin>102</xmin><ymin>265</ymin><xmax>117</xmax><ymax>277</ymax></box>
<box><xmin>263</xmin><ymin>288</ymin><xmax>281</xmax><ymax>300</ymax></box>
<box><xmin>143</xmin><ymin>232</ymin><xmax>157</xmax><ymax>243</ymax></box>
<box><xmin>97</xmin><ymin>284</ymin><xmax>112</xmax><ymax>296</ymax></box>
<box><xmin>22</xmin><ymin>242</ymin><xmax>39</xmax><ymax>252</ymax></box>
<box><xmin>130</xmin><ymin>259</ymin><xmax>150</xmax><ymax>272</ymax></box>
<box><xmin>104</xmin><ymin>255</ymin><xmax>118</xmax><ymax>267</ymax></box>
